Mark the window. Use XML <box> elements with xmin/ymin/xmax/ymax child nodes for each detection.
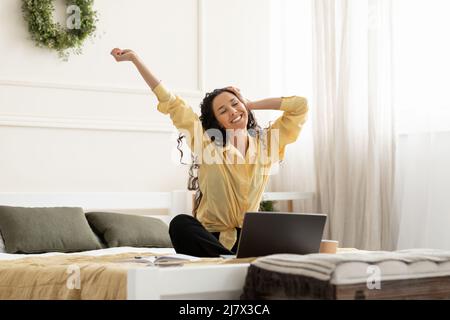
<box><xmin>393</xmin><ymin>0</ymin><xmax>450</xmax><ymax>134</ymax></box>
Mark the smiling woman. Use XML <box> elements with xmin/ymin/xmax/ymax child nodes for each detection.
<box><xmin>198</xmin><ymin>87</ymin><xmax>261</xmax><ymax>150</ymax></box>
<box><xmin>111</xmin><ymin>48</ymin><xmax>309</xmax><ymax>257</ymax></box>
<box><xmin>213</xmin><ymin>91</ymin><xmax>249</xmax><ymax>130</ymax></box>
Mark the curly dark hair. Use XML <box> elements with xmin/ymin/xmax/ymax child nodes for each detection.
<box><xmin>177</xmin><ymin>88</ymin><xmax>263</xmax><ymax>217</ymax></box>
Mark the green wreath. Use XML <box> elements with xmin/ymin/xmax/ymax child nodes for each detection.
<box><xmin>22</xmin><ymin>0</ymin><xmax>98</xmax><ymax>59</ymax></box>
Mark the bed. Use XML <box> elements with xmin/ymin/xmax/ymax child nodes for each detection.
<box><xmin>0</xmin><ymin>246</ymin><xmax>250</xmax><ymax>300</ymax></box>
<box><xmin>8</xmin><ymin>191</ymin><xmax>448</xmax><ymax>300</ymax></box>
<box><xmin>0</xmin><ymin>191</ymin><xmax>251</xmax><ymax>300</ymax></box>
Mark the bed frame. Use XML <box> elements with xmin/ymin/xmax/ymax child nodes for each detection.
<box><xmin>0</xmin><ymin>191</ymin><xmax>193</xmax><ymax>225</ymax></box>
<box><xmin>128</xmin><ymin>263</ymin><xmax>250</xmax><ymax>299</ymax></box>
<box><xmin>0</xmin><ymin>191</ymin><xmax>313</xmax><ymax>300</ymax></box>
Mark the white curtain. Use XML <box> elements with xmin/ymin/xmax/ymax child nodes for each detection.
<box><xmin>270</xmin><ymin>0</ymin><xmax>450</xmax><ymax>251</ymax></box>
<box><xmin>268</xmin><ymin>0</ymin><xmax>318</xmax><ymax>214</ymax></box>
<box><xmin>395</xmin><ymin>133</ymin><xmax>450</xmax><ymax>250</ymax></box>
<box><xmin>393</xmin><ymin>0</ymin><xmax>450</xmax><ymax>250</ymax></box>
<box><xmin>311</xmin><ymin>0</ymin><xmax>395</xmax><ymax>250</ymax></box>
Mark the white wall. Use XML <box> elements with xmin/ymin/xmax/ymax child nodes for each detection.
<box><xmin>0</xmin><ymin>0</ymin><xmax>273</xmax><ymax>193</ymax></box>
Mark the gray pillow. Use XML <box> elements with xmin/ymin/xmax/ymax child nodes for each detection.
<box><xmin>0</xmin><ymin>231</ymin><xmax>5</xmax><ymax>253</ymax></box>
<box><xmin>0</xmin><ymin>206</ymin><xmax>103</xmax><ymax>254</ymax></box>
<box><xmin>85</xmin><ymin>212</ymin><xmax>173</xmax><ymax>248</ymax></box>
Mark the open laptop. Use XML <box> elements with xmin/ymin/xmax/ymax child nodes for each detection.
<box><xmin>232</xmin><ymin>212</ymin><xmax>327</xmax><ymax>259</ymax></box>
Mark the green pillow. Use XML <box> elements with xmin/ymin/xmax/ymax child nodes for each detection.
<box><xmin>0</xmin><ymin>206</ymin><xmax>103</xmax><ymax>254</ymax></box>
<box><xmin>85</xmin><ymin>212</ymin><xmax>173</xmax><ymax>248</ymax></box>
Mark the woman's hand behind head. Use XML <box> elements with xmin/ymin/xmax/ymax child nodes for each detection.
<box><xmin>226</xmin><ymin>86</ymin><xmax>251</xmax><ymax>108</ymax></box>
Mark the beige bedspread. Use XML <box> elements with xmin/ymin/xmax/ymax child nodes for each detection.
<box><xmin>0</xmin><ymin>252</ymin><xmax>254</xmax><ymax>300</ymax></box>
<box><xmin>0</xmin><ymin>252</ymin><xmax>157</xmax><ymax>300</ymax></box>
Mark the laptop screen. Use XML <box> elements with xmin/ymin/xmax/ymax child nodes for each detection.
<box><xmin>236</xmin><ymin>212</ymin><xmax>327</xmax><ymax>258</ymax></box>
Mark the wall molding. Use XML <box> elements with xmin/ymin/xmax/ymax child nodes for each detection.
<box><xmin>0</xmin><ymin>113</ymin><xmax>175</xmax><ymax>133</ymax></box>
<box><xmin>0</xmin><ymin>0</ymin><xmax>205</xmax><ymax>133</ymax></box>
<box><xmin>0</xmin><ymin>79</ymin><xmax>203</xmax><ymax>99</ymax></box>
<box><xmin>0</xmin><ymin>0</ymin><xmax>205</xmax><ymax>99</ymax></box>
<box><xmin>197</xmin><ymin>0</ymin><xmax>205</xmax><ymax>92</ymax></box>
<box><xmin>1</xmin><ymin>0</ymin><xmax>205</xmax><ymax>97</ymax></box>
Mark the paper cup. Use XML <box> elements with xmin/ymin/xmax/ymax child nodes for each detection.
<box><xmin>319</xmin><ymin>240</ymin><xmax>339</xmax><ymax>254</ymax></box>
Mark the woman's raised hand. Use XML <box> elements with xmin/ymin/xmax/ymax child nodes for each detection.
<box><xmin>111</xmin><ymin>48</ymin><xmax>137</xmax><ymax>62</ymax></box>
<box><xmin>111</xmin><ymin>48</ymin><xmax>161</xmax><ymax>90</ymax></box>
<box><xmin>226</xmin><ymin>86</ymin><xmax>252</xmax><ymax>108</ymax></box>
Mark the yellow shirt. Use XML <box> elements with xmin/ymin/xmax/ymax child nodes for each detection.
<box><xmin>153</xmin><ymin>82</ymin><xmax>309</xmax><ymax>250</ymax></box>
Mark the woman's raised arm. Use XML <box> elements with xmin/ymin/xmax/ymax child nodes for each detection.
<box><xmin>110</xmin><ymin>48</ymin><xmax>202</xmax><ymax>153</ymax></box>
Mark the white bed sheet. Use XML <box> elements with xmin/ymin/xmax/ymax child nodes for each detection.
<box><xmin>0</xmin><ymin>246</ymin><xmax>176</xmax><ymax>261</ymax></box>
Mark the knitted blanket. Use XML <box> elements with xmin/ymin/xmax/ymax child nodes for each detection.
<box><xmin>241</xmin><ymin>249</ymin><xmax>450</xmax><ymax>299</ymax></box>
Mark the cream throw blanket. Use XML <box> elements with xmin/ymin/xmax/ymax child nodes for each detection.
<box><xmin>251</xmin><ymin>249</ymin><xmax>450</xmax><ymax>282</ymax></box>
